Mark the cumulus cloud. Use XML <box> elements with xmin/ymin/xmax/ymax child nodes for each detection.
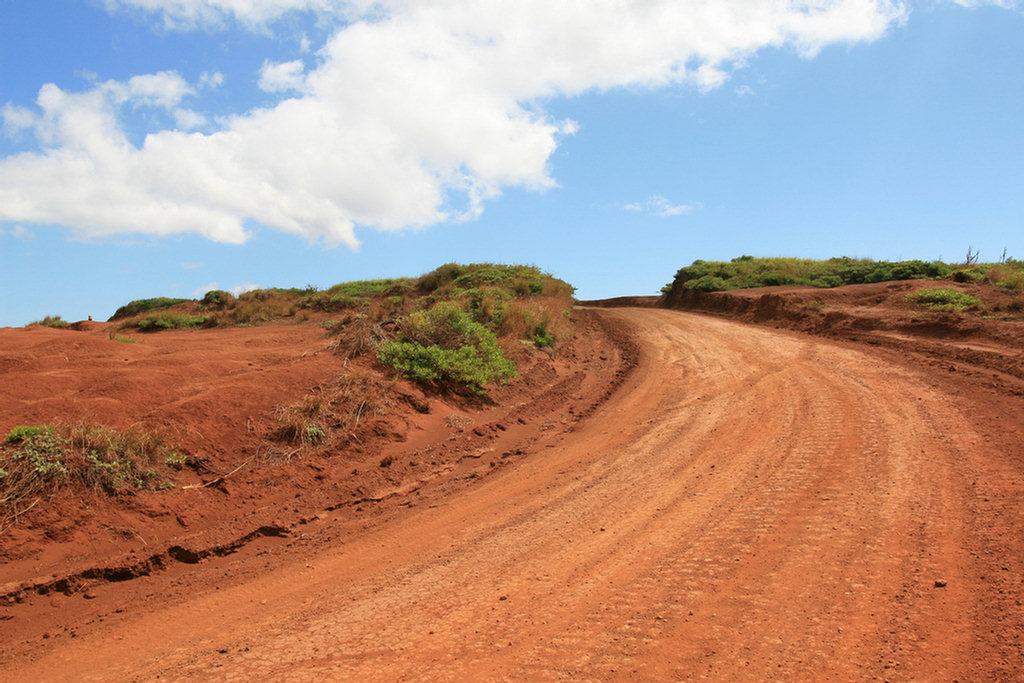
<box><xmin>625</xmin><ymin>196</ymin><xmax>700</xmax><ymax>218</ymax></box>
<box><xmin>101</xmin><ymin>71</ymin><xmax>194</xmax><ymax>108</ymax></box>
<box><xmin>3</xmin><ymin>1</ymin><xmax>910</xmax><ymax>247</ymax></box>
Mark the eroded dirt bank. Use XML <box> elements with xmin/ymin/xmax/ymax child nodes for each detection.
<box><xmin>3</xmin><ymin>308</ymin><xmax>1022</xmax><ymax>682</ymax></box>
<box><xmin>0</xmin><ymin>310</ymin><xmax>632</xmax><ymax>601</ymax></box>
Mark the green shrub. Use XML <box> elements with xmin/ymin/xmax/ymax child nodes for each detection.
<box><xmin>110</xmin><ymin>297</ymin><xmax>189</xmax><ymax>321</ymax></box>
<box><xmin>325</xmin><ymin>278</ymin><xmax>414</xmax><ymax>299</ymax></box>
<box><xmin>136</xmin><ymin>313</ymin><xmax>210</xmax><ymax>330</ymax></box>
<box><xmin>687</xmin><ymin>276</ymin><xmax>730</xmax><ymax>292</ymax></box>
<box><xmin>27</xmin><ymin>315</ymin><xmax>70</xmax><ymax>329</ymax></box>
<box><xmin>533</xmin><ymin>324</ymin><xmax>557</xmax><ymax>349</ymax></box>
<box><xmin>201</xmin><ymin>290</ymin><xmax>236</xmax><ymax>309</ymax></box>
<box><xmin>417</xmin><ymin>263</ymin><xmax>567</xmax><ymax>300</ymax></box>
<box><xmin>905</xmin><ymin>287</ymin><xmax>981</xmax><ymax>310</ymax></box>
<box><xmin>665</xmin><ymin>256</ymin><xmax>954</xmax><ymax>295</ymax></box>
<box><xmin>378</xmin><ymin>303</ymin><xmax>516</xmax><ymax>393</ymax></box>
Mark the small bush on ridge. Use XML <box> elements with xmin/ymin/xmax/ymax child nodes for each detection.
<box><xmin>27</xmin><ymin>315</ymin><xmax>70</xmax><ymax>329</ymax></box>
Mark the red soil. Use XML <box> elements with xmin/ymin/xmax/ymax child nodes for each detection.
<box><xmin>1</xmin><ymin>290</ymin><xmax>1022</xmax><ymax>681</ymax></box>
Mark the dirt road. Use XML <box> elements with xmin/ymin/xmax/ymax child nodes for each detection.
<box><xmin>4</xmin><ymin>308</ymin><xmax>1023</xmax><ymax>681</ymax></box>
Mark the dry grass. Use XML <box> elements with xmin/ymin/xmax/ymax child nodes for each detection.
<box><xmin>326</xmin><ymin>315</ymin><xmax>390</xmax><ymax>359</ymax></box>
<box><xmin>983</xmin><ymin>264</ymin><xmax>1024</xmax><ymax>291</ymax></box>
<box><xmin>271</xmin><ymin>371</ymin><xmax>392</xmax><ymax>449</ymax></box>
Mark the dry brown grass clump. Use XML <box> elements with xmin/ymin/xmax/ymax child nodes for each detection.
<box><xmin>271</xmin><ymin>372</ymin><xmax>392</xmax><ymax>450</ymax></box>
<box><xmin>325</xmin><ymin>315</ymin><xmax>389</xmax><ymax>359</ymax></box>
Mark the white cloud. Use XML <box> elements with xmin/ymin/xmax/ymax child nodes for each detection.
<box><xmin>3</xmin><ymin>1</ymin><xmax>911</xmax><ymax>247</ymax></box>
<box><xmin>2</xmin><ymin>104</ymin><xmax>36</xmax><ymax>136</ymax></box>
<box><xmin>180</xmin><ymin>261</ymin><xmax>204</xmax><ymax>269</ymax></box>
<box><xmin>950</xmin><ymin>0</ymin><xmax>1021</xmax><ymax>7</ymax></box>
<box><xmin>200</xmin><ymin>71</ymin><xmax>225</xmax><ymax>89</ymax></box>
<box><xmin>174</xmin><ymin>108</ymin><xmax>208</xmax><ymax>129</ymax></box>
<box><xmin>258</xmin><ymin>60</ymin><xmax>307</xmax><ymax>93</ymax></box>
<box><xmin>1</xmin><ymin>225</ymin><xmax>35</xmax><ymax>240</ymax></box>
<box><xmin>229</xmin><ymin>282</ymin><xmax>260</xmax><ymax>296</ymax></box>
<box><xmin>102</xmin><ymin>0</ymin><xmax>357</xmax><ymax>29</ymax></box>
<box><xmin>192</xmin><ymin>281</ymin><xmax>259</xmax><ymax>297</ymax></box>
<box><xmin>625</xmin><ymin>196</ymin><xmax>700</xmax><ymax>218</ymax></box>
<box><xmin>193</xmin><ymin>282</ymin><xmax>220</xmax><ymax>297</ymax></box>
<box><xmin>102</xmin><ymin>71</ymin><xmax>194</xmax><ymax>108</ymax></box>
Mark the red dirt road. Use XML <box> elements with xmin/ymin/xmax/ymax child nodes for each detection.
<box><xmin>3</xmin><ymin>308</ymin><xmax>1024</xmax><ymax>681</ymax></box>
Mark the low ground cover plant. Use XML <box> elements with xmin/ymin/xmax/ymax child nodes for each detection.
<box><xmin>905</xmin><ymin>287</ymin><xmax>982</xmax><ymax>311</ymax></box>
<box><xmin>0</xmin><ymin>423</ymin><xmax>186</xmax><ymax>527</ymax></box>
<box><xmin>136</xmin><ymin>312</ymin><xmax>210</xmax><ymax>330</ymax></box>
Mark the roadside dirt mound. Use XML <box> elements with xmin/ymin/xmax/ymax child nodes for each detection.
<box><xmin>0</xmin><ymin>310</ymin><xmax>634</xmax><ymax>605</ymax></box>
<box><xmin>659</xmin><ymin>280</ymin><xmax>1024</xmax><ymax>395</ymax></box>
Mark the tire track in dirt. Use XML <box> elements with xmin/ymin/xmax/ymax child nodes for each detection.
<box><xmin>4</xmin><ymin>308</ymin><xmax>1022</xmax><ymax>682</ymax></box>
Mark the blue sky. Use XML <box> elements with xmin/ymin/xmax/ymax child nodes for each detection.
<box><xmin>1</xmin><ymin>0</ymin><xmax>1021</xmax><ymax>326</ymax></box>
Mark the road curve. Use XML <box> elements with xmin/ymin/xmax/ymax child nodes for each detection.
<box><xmin>6</xmin><ymin>308</ymin><xmax>1023</xmax><ymax>682</ymax></box>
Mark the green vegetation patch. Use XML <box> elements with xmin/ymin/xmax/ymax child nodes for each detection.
<box><xmin>664</xmin><ymin>254</ymin><xmax>1024</xmax><ymax>297</ymax></box>
<box><xmin>136</xmin><ymin>312</ymin><xmax>210</xmax><ymax>330</ymax></box>
<box><xmin>325</xmin><ymin>278</ymin><xmax>415</xmax><ymax>299</ymax></box>
<box><xmin>2</xmin><ymin>423</ymin><xmax>187</xmax><ymax>526</ymax></box>
<box><xmin>665</xmin><ymin>256</ymin><xmax>951</xmax><ymax>294</ymax></box>
<box><xmin>905</xmin><ymin>287</ymin><xmax>981</xmax><ymax>311</ymax></box>
<box><xmin>110</xmin><ymin>297</ymin><xmax>189</xmax><ymax>321</ymax></box>
<box><xmin>417</xmin><ymin>263</ymin><xmax>558</xmax><ymax>299</ymax></box>
<box><xmin>378</xmin><ymin>302</ymin><xmax>517</xmax><ymax>394</ymax></box>
<box><xmin>27</xmin><ymin>315</ymin><xmax>70</xmax><ymax>329</ymax></box>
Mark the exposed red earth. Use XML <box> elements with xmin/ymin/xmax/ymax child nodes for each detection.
<box><xmin>2</xmin><ymin>290</ymin><xmax>1023</xmax><ymax>682</ymax></box>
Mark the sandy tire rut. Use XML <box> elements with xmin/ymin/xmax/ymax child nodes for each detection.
<box><xmin>2</xmin><ymin>308</ymin><xmax>1022</xmax><ymax>682</ymax></box>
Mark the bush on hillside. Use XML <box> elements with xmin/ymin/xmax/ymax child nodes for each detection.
<box><xmin>905</xmin><ymin>287</ymin><xmax>981</xmax><ymax>311</ymax></box>
<box><xmin>378</xmin><ymin>302</ymin><xmax>516</xmax><ymax>393</ymax></box>
<box><xmin>27</xmin><ymin>315</ymin><xmax>70</xmax><ymax>329</ymax></box>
